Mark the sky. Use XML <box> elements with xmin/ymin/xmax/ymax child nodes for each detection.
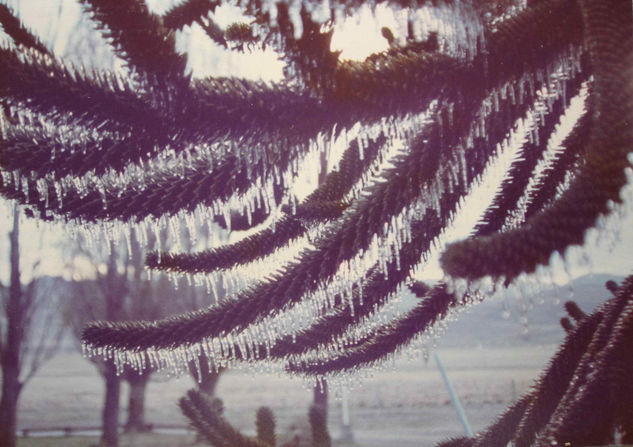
<box><xmin>1</xmin><ymin>0</ymin><xmax>633</xmax><ymax>287</ymax></box>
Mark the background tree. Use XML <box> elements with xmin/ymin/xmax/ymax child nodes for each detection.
<box><xmin>65</xmin><ymin>226</ymin><xmax>219</xmax><ymax>446</ymax></box>
<box><xmin>66</xmin><ymin>240</ymin><xmax>129</xmax><ymax>447</ymax></box>
<box><xmin>1</xmin><ymin>0</ymin><xmax>632</xmax><ymax>445</ymax></box>
<box><xmin>0</xmin><ymin>205</ymin><xmax>64</xmax><ymax>447</ymax></box>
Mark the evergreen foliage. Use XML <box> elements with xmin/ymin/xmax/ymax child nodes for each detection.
<box><xmin>180</xmin><ymin>389</ymin><xmax>270</xmax><ymax>447</ymax></box>
<box><xmin>436</xmin><ymin>278</ymin><xmax>633</xmax><ymax>446</ymax></box>
<box><xmin>1</xmin><ymin>0</ymin><xmax>633</xmax><ymax>444</ymax></box>
<box><xmin>180</xmin><ymin>391</ymin><xmax>326</xmax><ymax>447</ymax></box>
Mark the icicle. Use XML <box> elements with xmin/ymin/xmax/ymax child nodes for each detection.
<box><xmin>54</xmin><ymin>182</ymin><xmax>63</xmax><ymax>210</ymax></box>
<box><xmin>169</xmin><ymin>217</ymin><xmax>182</xmax><ymax>252</ymax></box>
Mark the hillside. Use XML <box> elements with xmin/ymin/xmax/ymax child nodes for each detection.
<box><xmin>432</xmin><ymin>273</ymin><xmax>624</xmax><ymax>347</ymax></box>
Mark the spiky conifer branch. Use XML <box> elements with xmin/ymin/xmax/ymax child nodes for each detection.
<box><xmin>82</xmin><ymin>59</ymin><xmax>555</xmax><ymax>352</ymax></box>
<box><xmin>0</xmin><ymin>47</ymin><xmax>153</xmax><ymax>143</ymax></box>
<box><xmin>180</xmin><ymin>389</ymin><xmax>270</xmax><ymax>447</ymax></box>
<box><xmin>147</xmin><ymin>134</ymin><xmax>386</xmax><ymax>273</ymax></box>
<box><xmin>2</xmin><ymin>0</ymin><xmax>581</xmax><ymax>184</ymax></box>
<box><xmin>267</xmin><ymin>214</ymin><xmax>446</xmax><ymax>360</ymax></box>
<box><xmin>0</xmin><ymin>144</ymin><xmax>296</xmax><ymax>223</ymax></box>
<box><xmin>0</xmin><ymin>3</ymin><xmax>616</xmax><ymax>366</ymax></box>
<box><xmin>286</xmin><ymin>69</ymin><xmax>585</xmax><ymax>374</ymax></box>
<box><xmin>473</xmin><ymin>75</ymin><xmax>587</xmax><ymax>235</ymax></box>
<box><xmin>2</xmin><ymin>1</ymin><xmax>632</xmax><ymax>443</ymax></box>
<box><xmin>435</xmin><ymin>395</ymin><xmax>532</xmax><ymax>447</ymax></box>
<box><xmin>162</xmin><ymin>0</ymin><xmax>221</xmax><ymax>31</ymax></box>
<box><xmin>81</xmin><ymin>47</ymin><xmax>585</xmax><ymax>363</ymax></box>
<box><xmin>538</xmin><ymin>276</ymin><xmax>633</xmax><ymax>445</ymax></box>
<box><xmin>80</xmin><ymin>0</ymin><xmax>188</xmax><ymax>81</ymax></box>
<box><xmin>508</xmin><ymin>306</ymin><xmax>603</xmax><ymax>446</ymax></box>
<box><xmin>522</xmin><ymin>109</ymin><xmax>590</xmax><ymax>221</ymax></box>
<box><xmin>0</xmin><ymin>5</ymin><xmax>49</xmax><ymax>55</ymax></box>
<box><xmin>441</xmin><ymin>0</ymin><xmax>633</xmax><ymax>283</ymax></box>
<box><xmin>429</xmin><ymin>277</ymin><xmax>633</xmax><ymax>446</ymax></box>
<box><xmin>563</xmin><ymin>300</ymin><xmax>586</xmax><ymax>325</ymax></box>
<box><xmin>287</xmin><ymin>283</ymin><xmax>459</xmax><ymax>374</ymax></box>
<box><xmin>0</xmin><ymin>50</ymin><xmax>323</xmax><ymax>179</ymax></box>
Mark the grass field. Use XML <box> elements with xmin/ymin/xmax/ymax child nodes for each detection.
<box><xmin>18</xmin><ymin>433</ymin><xmax>206</xmax><ymax>447</ymax></box>
<box><xmin>17</xmin><ymin>345</ymin><xmax>558</xmax><ymax>446</ymax></box>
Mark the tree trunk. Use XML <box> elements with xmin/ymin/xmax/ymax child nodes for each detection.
<box><xmin>313</xmin><ymin>380</ymin><xmax>328</xmax><ymax>420</ymax></box>
<box><xmin>313</xmin><ymin>153</ymin><xmax>330</xmax><ymax>423</ymax></box>
<box><xmin>190</xmin><ymin>351</ymin><xmax>224</xmax><ymax>397</ymax></box>
<box><xmin>101</xmin><ymin>363</ymin><xmax>121</xmax><ymax>447</ymax></box>
<box><xmin>100</xmin><ymin>244</ymin><xmax>125</xmax><ymax>447</ymax></box>
<box><xmin>0</xmin><ymin>207</ymin><xmax>24</xmax><ymax>447</ymax></box>
<box><xmin>0</xmin><ymin>362</ymin><xmax>22</xmax><ymax>447</ymax></box>
<box><xmin>124</xmin><ymin>373</ymin><xmax>149</xmax><ymax>433</ymax></box>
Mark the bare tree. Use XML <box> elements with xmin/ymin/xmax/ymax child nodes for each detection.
<box><xmin>66</xmin><ymin>240</ymin><xmax>127</xmax><ymax>447</ymax></box>
<box><xmin>0</xmin><ymin>206</ymin><xmax>64</xmax><ymax>447</ymax></box>
<box><xmin>65</xmin><ymin>226</ymin><xmax>219</xmax><ymax>445</ymax></box>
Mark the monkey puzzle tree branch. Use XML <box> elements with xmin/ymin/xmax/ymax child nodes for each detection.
<box><xmin>3</xmin><ymin>8</ymin><xmax>631</xmax><ymax>445</ymax></box>
<box><xmin>287</xmin><ymin>283</ymin><xmax>459</xmax><ymax>375</ymax></box>
<box><xmin>474</xmin><ymin>72</ymin><xmax>586</xmax><ymax>235</ymax></box>
<box><xmin>180</xmin><ymin>389</ymin><xmax>269</xmax><ymax>447</ymax></box>
<box><xmin>434</xmin><ymin>395</ymin><xmax>532</xmax><ymax>447</ymax></box>
<box><xmin>0</xmin><ymin>4</ymin><xmax>50</xmax><ymax>55</ymax></box>
<box><xmin>0</xmin><ymin>50</ymin><xmax>324</xmax><ymax>178</ymax></box>
<box><xmin>147</xmin><ymin>134</ymin><xmax>386</xmax><ymax>273</ymax></box>
<box><xmin>311</xmin><ymin>84</ymin><xmax>584</xmax><ymax>373</ymax></box>
<box><xmin>434</xmin><ymin>281</ymin><xmax>619</xmax><ymax>447</ymax></box>
<box><xmin>0</xmin><ymin>47</ymin><xmax>155</xmax><ymax>141</ymax></box>
<box><xmin>80</xmin><ymin>0</ymin><xmax>188</xmax><ymax>82</ymax></box>
<box><xmin>255</xmin><ymin>407</ymin><xmax>275</xmax><ymax>446</ymax></box>
<box><xmin>199</xmin><ymin>87</ymin><xmax>531</xmax><ymax>361</ymax></box>
<box><xmin>523</xmin><ymin>107</ymin><xmax>591</xmax><ymax>221</ymax></box>
<box><xmin>0</xmin><ymin>153</ymin><xmax>285</xmax><ymax>223</ymax></box>
<box><xmin>509</xmin><ymin>307</ymin><xmax>603</xmax><ymax>446</ymax></box>
<box><xmin>539</xmin><ymin>274</ymin><xmax>633</xmax><ymax>445</ymax></box>
<box><xmin>84</xmin><ymin>33</ymin><xmax>526</xmax><ymax>349</ymax></box>
<box><xmin>81</xmin><ymin>18</ymin><xmax>579</xmax><ymax>354</ymax></box>
<box><xmin>267</xmin><ymin>213</ymin><xmax>446</xmax><ymax>359</ymax></box>
<box><xmin>438</xmin><ymin>299</ymin><xmax>603</xmax><ymax>447</ymax></box>
<box><xmin>440</xmin><ymin>0</ymin><xmax>632</xmax><ymax>284</ymax></box>
<box><xmin>80</xmin><ymin>98</ymin><xmax>468</xmax><ymax>351</ymax></box>
<box><xmin>272</xmin><ymin>79</ymin><xmax>559</xmax><ymax>361</ymax></box>
<box><xmin>162</xmin><ymin>0</ymin><xmax>221</xmax><ymax>31</ymax></box>
<box><xmin>2</xmin><ymin>0</ymin><xmax>581</xmax><ymax>182</ymax></box>
<box><xmin>284</xmin><ymin>66</ymin><xmax>582</xmax><ymax>373</ymax></box>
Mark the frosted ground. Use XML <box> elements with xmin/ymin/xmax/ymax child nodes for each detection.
<box><xmin>20</xmin><ymin>346</ymin><xmax>551</xmax><ymax>446</ymax></box>
<box><xmin>19</xmin><ymin>274</ymin><xmax>618</xmax><ymax>446</ymax></box>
